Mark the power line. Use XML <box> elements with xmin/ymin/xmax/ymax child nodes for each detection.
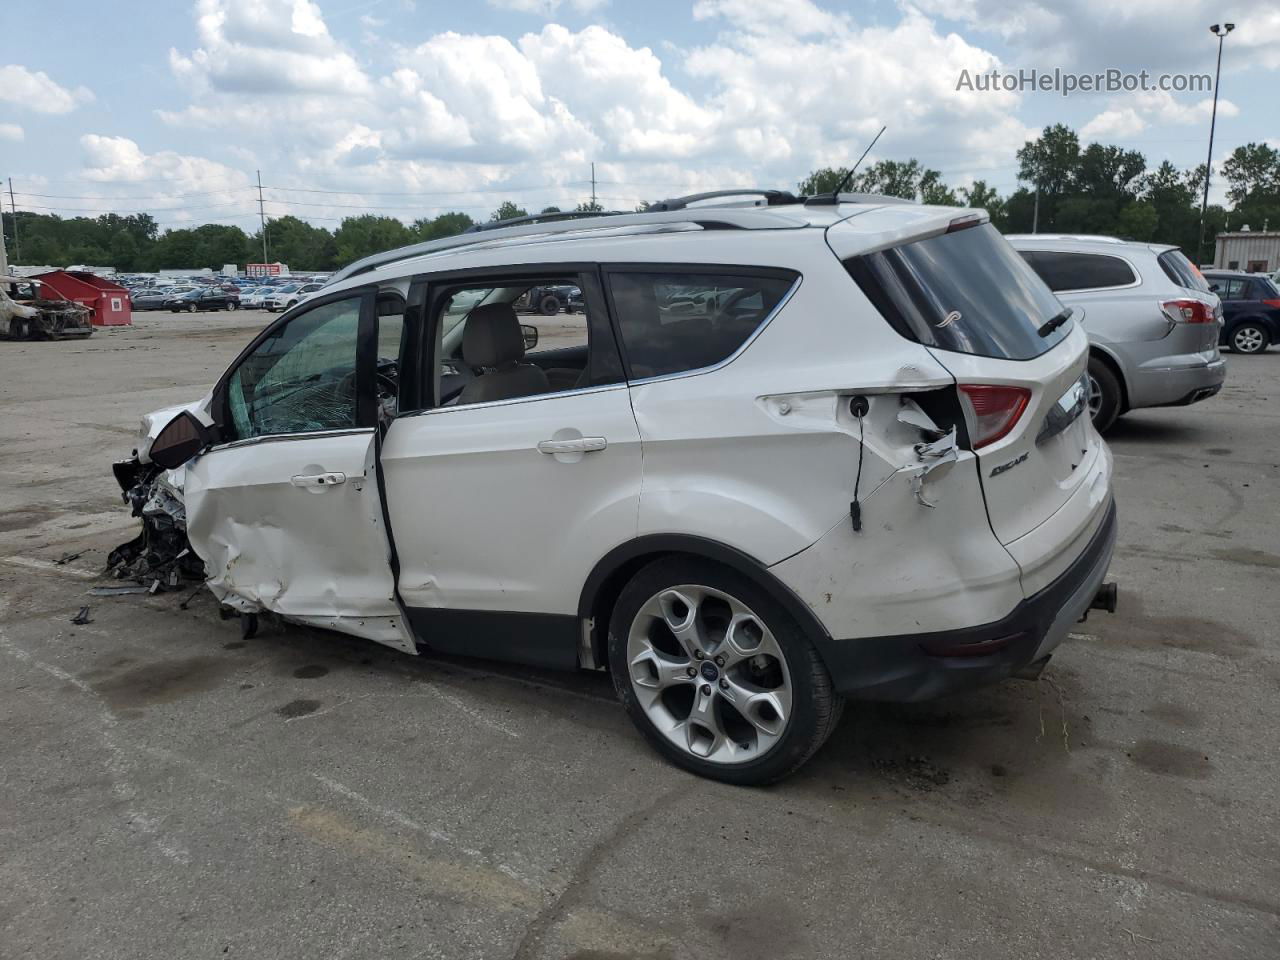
<box><xmin>13</xmin><ymin>187</ymin><xmax>254</xmax><ymax>201</ymax></box>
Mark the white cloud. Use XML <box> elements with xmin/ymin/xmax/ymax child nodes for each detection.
<box><xmin>0</xmin><ymin>123</ymin><xmax>24</xmax><ymax>142</ymax></box>
<box><xmin>486</xmin><ymin>0</ymin><xmax>608</xmax><ymax>15</ymax></box>
<box><xmin>0</xmin><ymin>65</ymin><xmax>93</xmax><ymax>114</ymax></box>
<box><xmin>79</xmin><ymin>134</ymin><xmax>251</xmax><ymax>198</ymax></box>
<box><xmin>908</xmin><ymin>0</ymin><xmax>1280</xmax><ymax>72</ymax></box>
<box><xmin>1081</xmin><ymin>91</ymin><xmax>1239</xmax><ymax>141</ymax></box>
<box><xmin>145</xmin><ymin>0</ymin><xmax>1044</xmax><ymax>221</ymax></box>
<box><xmin>169</xmin><ymin>0</ymin><xmax>371</xmax><ymax>95</ymax></box>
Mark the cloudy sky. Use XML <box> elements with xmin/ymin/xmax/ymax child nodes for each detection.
<box><xmin>1</xmin><ymin>0</ymin><xmax>1277</xmax><ymax>232</ymax></box>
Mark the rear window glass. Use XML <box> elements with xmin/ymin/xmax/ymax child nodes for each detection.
<box><xmin>606</xmin><ymin>270</ymin><xmax>796</xmax><ymax>379</ymax></box>
<box><xmin>1159</xmin><ymin>250</ymin><xmax>1211</xmax><ymax>293</ymax></box>
<box><xmin>1020</xmin><ymin>251</ymin><xmax>1136</xmax><ymax>291</ymax></box>
<box><xmin>844</xmin><ymin>223</ymin><xmax>1069</xmax><ymax>361</ymax></box>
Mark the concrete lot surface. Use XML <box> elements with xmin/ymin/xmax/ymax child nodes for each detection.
<box><xmin>1</xmin><ymin>314</ymin><xmax>1278</xmax><ymax>959</ymax></box>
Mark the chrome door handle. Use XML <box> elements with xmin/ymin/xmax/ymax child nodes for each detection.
<box><xmin>537</xmin><ymin>437</ymin><xmax>607</xmax><ymax>454</ymax></box>
<box><xmin>290</xmin><ymin>471</ymin><xmax>347</xmax><ymax>487</ymax></box>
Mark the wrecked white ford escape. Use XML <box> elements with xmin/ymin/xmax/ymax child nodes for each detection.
<box><xmin>111</xmin><ymin>194</ymin><xmax>1118</xmax><ymax>785</ymax></box>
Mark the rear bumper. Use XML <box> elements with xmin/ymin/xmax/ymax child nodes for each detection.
<box><xmin>813</xmin><ymin>498</ymin><xmax>1116</xmax><ymax>701</ymax></box>
<box><xmin>1128</xmin><ymin>356</ymin><xmax>1225</xmax><ymax>409</ymax></box>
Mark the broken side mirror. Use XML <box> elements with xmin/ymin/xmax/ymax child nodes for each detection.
<box><xmin>149</xmin><ymin>411</ymin><xmax>211</xmax><ymax>470</ymax></box>
<box><xmin>521</xmin><ymin>323</ymin><xmax>539</xmax><ymax>351</ymax></box>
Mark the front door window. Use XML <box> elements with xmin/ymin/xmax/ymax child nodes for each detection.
<box><xmin>227</xmin><ymin>296</ymin><xmax>363</xmax><ymax>440</ymax></box>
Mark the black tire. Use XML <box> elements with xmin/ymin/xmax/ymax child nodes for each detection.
<box><xmin>187</xmin><ymin>303</ymin><xmax>196</xmax><ymax>314</ymax></box>
<box><xmin>538</xmin><ymin>294</ymin><xmax>560</xmax><ymax>316</ymax></box>
<box><xmin>1227</xmin><ymin>322</ymin><xmax>1269</xmax><ymax>354</ymax></box>
<box><xmin>1087</xmin><ymin>355</ymin><xmax>1122</xmax><ymax>433</ymax></box>
<box><xmin>608</xmin><ymin>557</ymin><xmax>843</xmax><ymax>785</ymax></box>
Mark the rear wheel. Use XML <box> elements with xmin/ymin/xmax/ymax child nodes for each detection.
<box><xmin>609</xmin><ymin>558</ymin><xmax>842</xmax><ymax>785</ymax></box>
<box><xmin>1086</xmin><ymin>355</ymin><xmax>1122</xmax><ymax>433</ymax></box>
<box><xmin>538</xmin><ymin>294</ymin><xmax>560</xmax><ymax>316</ymax></box>
<box><xmin>186</xmin><ymin>303</ymin><xmax>196</xmax><ymax>314</ymax></box>
<box><xmin>1229</xmin><ymin>322</ymin><xmax>1268</xmax><ymax>354</ymax></box>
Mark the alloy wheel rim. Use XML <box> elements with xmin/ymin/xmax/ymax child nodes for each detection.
<box><xmin>1235</xmin><ymin>328</ymin><xmax>1264</xmax><ymax>353</ymax></box>
<box><xmin>1087</xmin><ymin>374</ymin><xmax>1103</xmax><ymax>417</ymax></box>
<box><xmin>626</xmin><ymin>584</ymin><xmax>793</xmax><ymax>765</ymax></box>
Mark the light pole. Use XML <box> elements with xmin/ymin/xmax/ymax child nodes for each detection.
<box><xmin>1198</xmin><ymin>22</ymin><xmax>1233</xmax><ymax>267</ymax></box>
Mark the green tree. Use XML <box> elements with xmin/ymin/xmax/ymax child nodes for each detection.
<box><xmin>918</xmin><ymin>169</ymin><xmax>959</xmax><ymax>206</ymax></box>
<box><xmin>575</xmin><ymin>200</ymin><xmax>604</xmax><ymax>212</ymax></box>
<box><xmin>258</xmin><ymin>215</ymin><xmax>337</xmax><ymax>269</ymax></box>
<box><xmin>1076</xmin><ymin>144</ymin><xmax>1146</xmax><ymax>202</ymax></box>
<box><xmin>109</xmin><ymin>229</ymin><xmax>141</xmax><ymax>271</ymax></box>
<box><xmin>1221</xmin><ymin>143</ymin><xmax>1280</xmax><ymax>207</ymax></box>
<box><xmin>489</xmin><ymin>201</ymin><xmax>528</xmax><ymax>222</ymax></box>
<box><xmin>1115</xmin><ymin>201</ymin><xmax>1159</xmax><ymax>241</ymax></box>
<box><xmin>797</xmin><ymin>167</ymin><xmax>844</xmax><ymax>195</ymax></box>
<box><xmin>539</xmin><ymin>206</ymin><xmax>562</xmax><ymax>214</ymax></box>
<box><xmin>411</xmin><ymin>211</ymin><xmax>475</xmax><ymax>242</ymax></box>
<box><xmin>333</xmin><ymin>215</ymin><xmax>412</xmax><ymax>266</ymax></box>
<box><xmin>959</xmin><ymin>180</ymin><xmax>1005</xmax><ymax>228</ymax></box>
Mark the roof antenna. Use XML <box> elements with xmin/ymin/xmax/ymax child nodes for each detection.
<box><xmin>812</xmin><ymin>125</ymin><xmax>886</xmax><ymax>205</ymax></box>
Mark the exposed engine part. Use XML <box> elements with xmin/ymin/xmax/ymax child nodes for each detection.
<box><xmin>106</xmin><ymin>457</ymin><xmax>205</xmax><ymax>589</ymax></box>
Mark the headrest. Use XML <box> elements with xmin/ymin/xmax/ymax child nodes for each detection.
<box><xmin>462</xmin><ymin>302</ymin><xmax>525</xmax><ymax>368</ymax></box>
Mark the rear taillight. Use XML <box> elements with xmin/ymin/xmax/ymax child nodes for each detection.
<box><xmin>1262</xmin><ymin>299</ymin><xmax>1280</xmax><ymax>309</ymax></box>
<box><xmin>1162</xmin><ymin>298</ymin><xmax>1216</xmax><ymax>323</ymax></box>
<box><xmin>957</xmin><ymin>384</ymin><xmax>1032</xmax><ymax>449</ymax></box>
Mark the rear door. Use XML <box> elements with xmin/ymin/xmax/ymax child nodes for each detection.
<box><xmin>378</xmin><ymin>267</ymin><xmax>642</xmax><ymax>668</ymax></box>
<box><xmin>838</xmin><ymin>221</ymin><xmax>1097</xmax><ymax>546</ymax></box>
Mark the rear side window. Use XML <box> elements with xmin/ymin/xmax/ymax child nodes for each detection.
<box><xmin>1020</xmin><ymin>251</ymin><xmax>1136</xmax><ymax>291</ymax></box>
<box><xmin>606</xmin><ymin>269</ymin><xmax>796</xmax><ymax>379</ymax></box>
<box><xmin>1158</xmin><ymin>250</ymin><xmax>1211</xmax><ymax>293</ymax></box>
<box><xmin>1250</xmin><ymin>278</ymin><xmax>1280</xmax><ymax>299</ymax></box>
<box><xmin>845</xmin><ymin>223</ymin><xmax>1068</xmax><ymax>361</ymax></box>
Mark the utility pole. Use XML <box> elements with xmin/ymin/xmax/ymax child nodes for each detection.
<box><xmin>257</xmin><ymin>169</ymin><xmax>268</xmax><ymax>264</ymax></box>
<box><xmin>0</xmin><ymin>197</ymin><xmax>9</xmax><ymax>276</ymax></box>
<box><xmin>590</xmin><ymin>162</ymin><xmax>597</xmax><ymax>210</ymax></box>
<box><xmin>1032</xmin><ymin>182</ymin><xmax>1040</xmax><ymax>234</ymax></box>
<box><xmin>7</xmin><ymin>178</ymin><xmax>18</xmax><ymax>261</ymax></box>
<box><xmin>1199</xmin><ymin>22</ymin><xmax>1234</xmax><ymax>267</ymax></box>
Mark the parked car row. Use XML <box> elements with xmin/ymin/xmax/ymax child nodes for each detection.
<box><xmin>118</xmin><ymin>272</ymin><xmax>333</xmax><ymax>313</ymax></box>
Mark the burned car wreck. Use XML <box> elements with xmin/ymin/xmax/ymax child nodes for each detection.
<box><xmin>1</xmin><ymin>276</ymin><xmax>94</xmax><ymax>340</ymax></box>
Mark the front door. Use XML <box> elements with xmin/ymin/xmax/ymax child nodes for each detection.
<box><xmin>184</xmin><ymin>289</ymin><xmax>414</xmax><ymax>652</ymax></box>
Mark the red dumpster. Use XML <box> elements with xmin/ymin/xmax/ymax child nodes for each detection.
<box><xmin>32</xmin><ymin>271</ymin><xmax>132</xmax><ymax>326</ymax></box>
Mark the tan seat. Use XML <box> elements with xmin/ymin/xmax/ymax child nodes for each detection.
<box><xmin>457</xmin><ymin>303</ymin><xmax>551</xmax><ymax>404</ymax></box>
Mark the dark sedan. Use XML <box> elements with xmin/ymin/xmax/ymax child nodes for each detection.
<box><xmin>133</xmin><ymin>290</ymin><xmax>188</xmax><ymax>310</ymax></box>
<box><xmin>1205</xmin><ymin>271</ymin><xmax>1280</xmax><ymax>354</ymax></box>
<box><xmin>165</xmin><ymin>288</ymin><xmax>241</xmax><ymax>313</ymax></box>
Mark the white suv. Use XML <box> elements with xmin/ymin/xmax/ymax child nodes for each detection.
<box><xmin>115</xmin><ymin>195</ymin><xmax>1117</xmax><ymax>784</ymax></box>
<box><xmin>263</xmin><ymin>282</ymin><xmax>324</xmax><ymax>312</ymax></box>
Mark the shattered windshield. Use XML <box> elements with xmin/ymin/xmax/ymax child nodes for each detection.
<box><xmin>227</xmin><ymin>296</ymin><xmax>362</xmax><ymax>439</ymax></box>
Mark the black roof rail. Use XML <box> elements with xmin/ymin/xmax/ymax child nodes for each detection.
<box><xmin>466</xmin><ymin>209</ymin><xmax>630</xmax><ymax>233</ymax></box>
<box><xmin>802</xmin><ymin>191</ymin><xmax>916</xmax><ymax>207</ymax></box>
<box><xmin>646</xmin><ymin>189</ymin><xmax>800</xmax><ymax>212</ymax></box>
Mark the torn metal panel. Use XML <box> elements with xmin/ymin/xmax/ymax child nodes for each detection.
<box><xmin>910</xmin><ymin>426</ymin><xmax>959</xmax><ymax>508</ymax></box>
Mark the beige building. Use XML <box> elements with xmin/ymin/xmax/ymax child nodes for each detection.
<box><xmin>1213</xmin><ymin>230</ymin><xmax>1280</xmax><ymax>273</ymax></box>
